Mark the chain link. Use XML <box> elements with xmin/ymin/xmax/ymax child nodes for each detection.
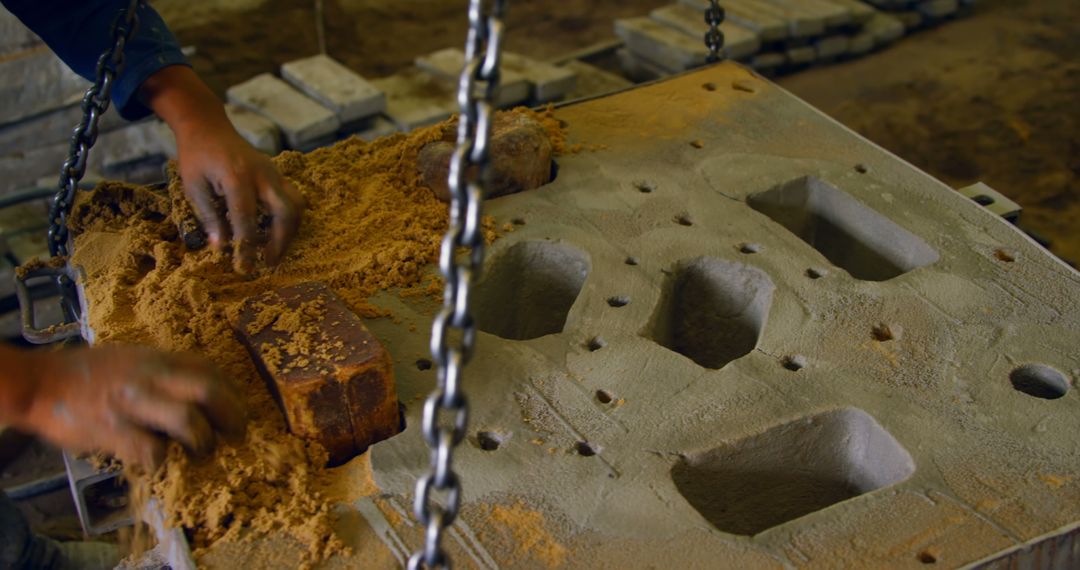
<box><xmin>704</xmin><ymin>0</ymin><xmax>726</xmax><ymax>63</ymax></box>
<box><xmin>409</xmin><ymin>1</ymin><xmax>506</xmax><ymax>568</ymax></box>
<box><xmin>48</xmin><ymin>0</ymin><xmax>144</xmax><ymax>258</ymax></box>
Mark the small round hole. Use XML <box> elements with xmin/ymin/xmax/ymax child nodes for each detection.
<box><xmin>634</xmin><ymin>181</ymin><xmax>655</xmax><ymax>193</ymax></box>
<box><xmin>607</xmin><ymin>296</ymin><xmax>630</xmax><ymax>308</ymax></box>
<box><xmin>416</xmin><ymin>359</ymin><xmax>433</xmax><ymax>371</ymax></box>
<box><xmin>783</xmin><ymin>355</ymin><xmax>807</xmax><ymax>372</ymax></box>
<box><xmin>703</xmin><ymin>82</ymin><xmax>718</xmax><ymax>91</ymax></box>
<box><xmin>972</xmin><ymin>195</ymin><xmax>995</xmax><ymax>206</ymax></box>
<box><xmin>994</xmin><ymin>249</ymin><xmax>1016</xmax><ymax>263</ymax></box>
<box><xmin>675</xmin><ymin>214</ymin><xmax>694</xmax><ymax>226</ymax></box>
<box><xmin>587</xmin><ymin>336</ymin><xmax>607</xmax><ymax>352</ymax></box>
<box><xmin>511</xmin><ymin>217</ymin><xmax>526</xmax><ymax>226</ymax></box>
<box><xmin>917</xmin><ymin>551</ymin><xmax>937</xmax><ymax>564</ymax></box>
<box><xmin>477</xmin><ymin>431</ymin><xmax>506</xmax><ymax>451</ymax></box>
<box><xmin>596</xmin><ymin>390</ymin><xmax>614</xmax><ymax>404</ymax></box>
<box><xmin>806</xmin><ymin>267</ymin><xmax>828</xmax><ymax>279</ymax></box>
<box><xmin>625</xmin><ymin>256</ymin><xmax>640</xmax><ymax>266</ymax></box>
<box><xmin>690</xmin><ymin>140</ymin><xmax>705</xmax><ymax>149</ymax></box>
<box><xmin>1010</xmin><ymin>364</ymin><xmax>1070</xmax><ymax>400</ymax></box>
<box><xmin>739</xmin><ymin>243</ymin><xmax>762</xmax><ymax>254</ymax></box>
<box><xmin>575</xmin><ymin>441</ymin><xmax>599</xmax><ymax>457</ymax></box>
<box><xmin>855</xmin><ymin>164</ymin><xmax>868</xmax><ymax>174</ymax></box>
<box><xmin>871</xmin><ymin>324</ymin><xmax>897</xmax><ymax>342</ymax></box>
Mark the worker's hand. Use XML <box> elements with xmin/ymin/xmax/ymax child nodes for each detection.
<box><xmin>175</xmin><ymin>123</ymin><xmax>304</xmax><ymax>274</ymax></box>
<box><xmin>19</xmin><ymin>346</ymin><xmax>247</xmax><ymax>470</ymax></box>
<box><xmin>140</xmin><ymin>65</ymin><xmax>304</xmax><ymax>274</ymax></box>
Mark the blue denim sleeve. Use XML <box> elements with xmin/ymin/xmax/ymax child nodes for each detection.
<box><xmin>2</xmin><ymin>0</ymin><xmax>190</xmax><ymax>120</ymax></box>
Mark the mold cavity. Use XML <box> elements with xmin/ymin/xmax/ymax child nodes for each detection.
<box><xmin>625</xmin><ymin>256</ymin><xmax>640</xmax><ymax>266</ymax></box>
<box><xmin>675</xmin><ymin>214</ymin><xmax>694</xmax><ymax>227</ymax></box>
<box><xmin>635</xmin><ymin>181</ymin><xmax>655</xmax><ymax>193</ymax></box>
<box><xmin>806</xmin><ymin>267</ymin><xmax>828</xmax><ymax>279</ymax></box>
<box><xmin>1010</xmin><ymin>364</ymin><xmax>1070</xmax><ymax>400</ymax></box>
<box><xmin>783</xmin><ymin>355</ymin><xmax>807</xmax><ymax>372</ymax></box>
<box><xmin>607</xmin><ymin>296</ymin><xmax>631</xmax><ymax>308</ymax></box>
<box><xmin>596</xmin><ymin>390</ymin><xmax>614</xmax><ymax>404</ymax></box>
<box><xmin>511</xmin><ymin>217</ymin><xmax>526</xmax><ymax>226</ymax></box>
<box><xmin>415</xmin><ymin>358</ymin><xmax>433</xmax><ymax>371</ymax></box>
<box><xmin>854</xmin><ymin>164</ymin><xmax>868</xmax><ymax>174</ymax></box>
<box><xmin>476</xmin><ymin>431</ymin><xmax>507</xmax><ymax>451</ymax></box>
<box><xmin>918</xmin><ymin>551</ymin><xmax>938</xmax><ymax>564</ymax></box>
<box><xmin>994</xmin><ymin>249</ymin><xmax>1016</xmax><ymax>263</ymax></box>
<box><xmin>472</xmin><ymin>241</ymin><xmax>590</xmax><ymax>341</ymax></box>
<box><xmin>587</xmin><ymin>336</ymin><xmax>607</xmax><ymax>352</ymax></box>
<box><xmin>575</xmin><ymin>441</ymin><xmax>599</xmax><ymax>457</ymax></box>
<box><xmin>671</xmin><ymin>408</ymin><xmax>915</xmax><ymax>536</ymax></box>
<box><xmin>646</xmin><ymin>257</ymin><xmax>774</xmax><ymax>370</ymax></box>
<box><xmin>739</xmin><ymin>243</ymin><xmax>762</xmax><ymax>254</ymax></box>
<box><xmin>748</xmin><ymin>176</ymin><xmax>939</xmax><ymax>281</ymax></box>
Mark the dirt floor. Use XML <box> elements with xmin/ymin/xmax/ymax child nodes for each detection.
<box><xmin>156</xmin><ymin>0</ymin><xmax>1078</xmax><ymax>266</ymax></box>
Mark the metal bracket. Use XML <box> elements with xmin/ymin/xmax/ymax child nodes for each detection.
<box><xmin>958</xmin><ymin>181</ymin><xmax>1022</xmax><ymax>222</ymax></box>
<box><xmin>14</xmin><ymin>264</ymin><xmax>83</xmax><ymax>344</ymax></box>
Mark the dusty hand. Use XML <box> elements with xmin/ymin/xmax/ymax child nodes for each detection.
<box><xmin>176</xmin><ymin>124</ymin><xmax>304</xmax><ymax>274</ymax></box>
<box><xmin>20</xmin><ymin>346</ymin><xmax>247</xmax><ymax>469</ymax></box>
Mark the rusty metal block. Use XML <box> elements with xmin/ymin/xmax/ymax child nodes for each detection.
<box><xmin>234</xmin><ymin>281</ymin><xmax>400</xmax><ymax>466</ymax></box>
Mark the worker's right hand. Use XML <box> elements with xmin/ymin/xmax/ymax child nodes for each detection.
<box><xmin>18</xmin><ymin>346</ymin><xmax>247</xmax><ymax>470</ymax></box>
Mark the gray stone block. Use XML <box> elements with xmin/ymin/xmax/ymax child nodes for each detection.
<box><xmin>96</xmin><ymin>120</ymin><xmax>176</xmax><ymax>181</ymax></box>
<box><xmin>280</xmin><ymin>54</ymin><xmax>386</xmax><ymax>124</ymax></box>
<box><xmin>767</xmin><ymin>0</ymin><xmax>852</xmax><ymax>29</ymax></box>
<box><xmin>224</xmin><ymin>103</ymin><xmax>282</xmax><ymax>155</ymax></box>
<box><xmin>786</xmin><ymin>45</ymin><xmax>817</xmax><ymax>65</ymax></box>
<box><xmin>650</xmin><ymin>4</ymin><xmax>763</xmax><ymax>61</ymax></box>
<box><xmin>0</xmin><ymin>48</ymin><xmax>88</xmax><ymax>126</ymax></box>
<box><xmin>918</xmin><ymin>0</ymin><xmax>959</xmax><ymax>19</ymax></box>
<box><xmin>615</xmin><ymin>17</ymin><xmax>709</xmax><ymax>73</ymax></box>
<box><xmin>226</xmin><ymin>73</ymin><xmax>340</xmax><ymax>149</ymax></box>
<box><xmin>501</xmin><ymin>52</ymin><xmax>577</xmax><ymax>103</ymax></box>
<box><xmin>822</xmin><ymin>0</ymin><xmax>878</xmax><ymax>24</ymax></box>
<box><xmin>414</xmin><ymin>48</ymin><xmax>530</xmax><ymax>108</ymax></box>
<box><xmin>848</xmin><ymin>31</ymin><xmax>876</xmax><ymax>55</ymax></box>
<box><xmin>0</xmin><ymin>10</ymin><xmax>41</xmax><ymax>56</ymax></box>
<box><xmin>355</xmin><ymin>116</ymin><xmax>399</xmax><ymax>143</ymax></box>
<box><xmin>370</xmin><ymin>69</ymin><xmax>457</xmax><ymax>132</ymax></box>
<box><xmin>864</xmin><ymin>13</ymin><xmax>906</xmax><ymax>45</ymax></box>
<box><xmin>896</xmin><ymin>10</ymin><xmax>925</xmax><ymax>29</ymax></box>
<box><xmin>679</xmin><ymin>0</ymin><xmax>789</xmax><ymax>43</ymax></box>
<box><xmin>750</xmin><ymin>51</ymin><xmax>787</xmax><ymax>71</ymax></box>
<box><xmin>616</xmin><ymin>48</ymin><xmax>671</xmax><ymax>83</ymax></box>
<box><xmin>814</xmin><ymin>35</ymin><xmax>850</xmax><ymax>59</ymax></box>
<box><xmin>727</xmin><ymin>0</ymin><xmax>826</xmax><ymax>39</ymax></box>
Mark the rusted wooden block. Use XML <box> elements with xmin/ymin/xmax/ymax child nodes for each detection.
<box><xmin>234</xmin><ymin>281</ymin><xmax>400</xmax><ymax>465</ymax></box>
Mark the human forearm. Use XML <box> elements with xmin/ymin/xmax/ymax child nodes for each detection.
<box><xmin>140</xmin><ymin>65</ymin><xmax>234</xmax><ymax>142</ymax></box>
<box><xmin>0</xmin><ymin>345</ymin><xmax>40</xmax><ymax>429</ymax></box>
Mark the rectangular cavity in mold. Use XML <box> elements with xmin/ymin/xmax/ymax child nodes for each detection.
<box><xmin>747</xmin><ymin>176</ymin><xmax>939</xmax><ymax>281</ymax></box>
<box><xmin>671</xmin><ymin>408</ymin><xmax>915</xmax><ymax>536</ymax></box>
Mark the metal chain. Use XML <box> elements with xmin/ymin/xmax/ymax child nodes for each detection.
<box><xmin>704</xmin><ymin>0</ymin><xmax>726</xmax><ymax>63</ymax></box>
<box><xmin>409</xmin><ymin>1</ymin><xmax>506</xmax><ymax>568</ymax></box>
<box><xmin>48</xmin><ymin>0</ymin><xmax>144</xmax><ymax>258</ymax></box>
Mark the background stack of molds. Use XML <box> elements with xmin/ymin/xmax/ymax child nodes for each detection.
<box><xmin>615</xmin><ymin>0</ymin><xmax>974</xmax><ymax>79</ymax></box>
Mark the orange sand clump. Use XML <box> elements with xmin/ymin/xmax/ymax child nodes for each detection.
<box><xmin>65</xmin><ymin>108</ymin><xmax>566</xmax><ymax>564</ymax></box>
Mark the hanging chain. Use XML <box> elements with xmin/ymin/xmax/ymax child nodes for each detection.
<box><xmin>48</xmin><ymin>0</ymin><xmax>144</xmax><ymax>258</ymax></box>
<box><xmin>704</xmin><ymin>0</ymin><xmax>726</xmax><ymax>63</ymax></box>
<box><xmin>410</xmin><ymin>1</ymin><xmax>506</xmax><ymax>568</ymax></box>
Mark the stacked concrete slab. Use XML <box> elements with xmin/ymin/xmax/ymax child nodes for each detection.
<box><xmin>614</xmin><ymin>0</ymin><xmax>970</xmax><ymax>79</ymax></box>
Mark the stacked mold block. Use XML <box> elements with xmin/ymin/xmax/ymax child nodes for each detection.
<box><xmin>226</xmin><ymin>54</ymin><xmax>390</xmax><ymax>153</ymax></box>
<box><xmin>615</xmin><ymin>0</ymin><xmax>971</xmax><ymax>79</ymax></box>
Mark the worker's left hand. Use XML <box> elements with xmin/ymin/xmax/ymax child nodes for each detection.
<box><xmin>175</xmin><ymin>124</ymin><xmax>304</xmax><ymax>274</ymax></box>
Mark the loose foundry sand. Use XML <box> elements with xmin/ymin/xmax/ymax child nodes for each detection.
<box><xmin>66</xmin><ymin>64</ymin><xmax>1079</xmax><ymax>569</ymax></box>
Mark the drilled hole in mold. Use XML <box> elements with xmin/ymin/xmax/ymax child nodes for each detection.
<box><xmin>748</xmin><ymin>176</ymin><xmax>939</xmax><ymax>281</ymax></box>
<box><xmin>676</xmin><ymin>214</ymin><xmax>694</xmax><ymax>226</ymax></box>
<box><xmin>596</xmin><ymin>390</ymin><xmax>614</xmax><ymax>404</ymax></box>
<box><xmin>871</xmin><ymin>323</ymin><xmax>899</xmax><ymax>342</ymax></box>
<box><xmin>415</xmin><ymin>358</ymin><xmax>433</xmax><ymax>371</ymax></box>
<box><xmin>607</xmin><ymin>296</ymin><xmax>631</xmax><ymax>308</ymax></box>
<box><xmin>783</xmin><ymin>355</ymin><xmax>807</xmax><ymax>372</ymax></box>
<box><xmin>476</xmin><ymin>431</ymin><xmax>507</xmax><ymax>451</ymax></box>
<box><xmin>972</xmin><ymin>195</ymin><xmax>995</xmax><ymax>206</ymax></box>
<box><xmin>854</xmin><ymin>164</ymin><xmax>869</xmax><ymax>174</ymax></box>
<box><xmin>703</xmin><ymin>82</ymin><xmax>718</xmax><ymax>91</ymax></box>
<box><xmin>511</xmin><ymin>217</ymin><xmax>526</xmax><ymax>226</ymax></box>
<box><xmin>994</xmin><ymin>249</ymin><xmax>1016</xmax><ymax>263</ymax></box>
<box><xmin>646</xmin><ymin>257</ymin><xmax>774</xmax><ymax>370</ymax></box>
<box><xmin>635</xmin><ymin>181</ymin><xmax>655</xmax><ymax>193</ymax></box>
<box><xmin>918</xmin><ymin>552</ymin><xmax>937</xmax><ymax>565</ymax></box>
<box><xmin>1010</xmin><ymin>364</ymin><xmax>1070</xmax><ymax>400</ymax></box>
<box><xmin>625</xmin><ymin>256</ymin><xmax>640</xmax><ymax>266</ymax></box>
<box><xmin>587</xmin><ymin>336</ymin><xmax>607</xmax><ymax>351</ymax></box>
<box><xmin>806</xmin><ymin>267</ymin><xmax>828</xmax><ymax>279</ymax></box>
<box><xmin>576</xmin><ymin>441</ymin><xmax>599</xmax><ymax>457</ymax></box>
<box><xmin>671</xmin><ymin>408</ymin><xmax>915</xmax><ymax>536</ymax></box>
<box><xmin>472</xmin><ymin>241</ymin><xmax>590</xmax><ymax>341</ymax></box>
<box><xmin>739</xmin><ymin>243</ymin><xmax>762</xmax><ymax>254</ymax></box>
